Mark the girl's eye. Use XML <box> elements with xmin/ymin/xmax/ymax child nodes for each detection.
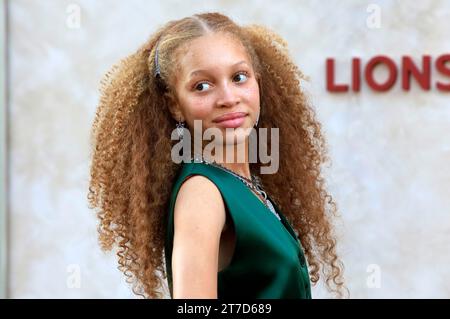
<box><xmin>193</xmin><ymin>71</ymin><xmax>249</xmax><ymax>92</ymax></box>
<box><xmin>194</xmin><ymin>82</ymin><xmax>210</xmax><ymax>92</ymax></box>
<box><xmin>233</xmin><ymin>72</ymin><xmax>249</xmax><ymax>83</ymax></box>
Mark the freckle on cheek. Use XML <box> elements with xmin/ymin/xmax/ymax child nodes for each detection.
<box><xmin>244</xmin><ymin>87</ymin><xmax>259</xmax><ymax>99</ymax></box>
<box><xmin>189</xmin><ymin>103</ymin><xmax>210</xmax><ymax>119</ymax></box>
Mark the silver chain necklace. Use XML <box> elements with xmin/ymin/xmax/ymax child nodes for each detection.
<box><xmin>190</xmin><ymin>156</ymin><xmax>281</xmax><ymax>221</ymax></box>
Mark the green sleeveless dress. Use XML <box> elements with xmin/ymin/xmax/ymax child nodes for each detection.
<box><xmin>164</xmin><ymin>161</ymin><xmax>312</xmax><ymax>299</ymax></box>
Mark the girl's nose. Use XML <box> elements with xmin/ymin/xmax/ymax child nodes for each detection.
<box><xmin>216</xmin><ymin>83</ymin><xmax>240</xmax><ymax>108</ymax></box>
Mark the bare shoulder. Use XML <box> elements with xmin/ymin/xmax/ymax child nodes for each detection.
<box><xmin>174</xmin><ymin>174</ymin><xmax>226</xmax><ymax>231</ymax></box>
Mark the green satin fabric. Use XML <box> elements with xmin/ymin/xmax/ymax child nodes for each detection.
<box><xmin>165</xmin><ymin>161</ymin><xmax>312</xmax><ymax>299</ymax></box>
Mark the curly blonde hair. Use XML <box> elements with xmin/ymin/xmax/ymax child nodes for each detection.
<box><xmin>87</xmin><ymin>12</ymin><xmax>348</xmax><ymax>298</ymax></box>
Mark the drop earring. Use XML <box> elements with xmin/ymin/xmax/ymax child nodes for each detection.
<box><xmin>254</xmin><ymin>113</ymin><xmax>260</xmax><ymax>128</ymax></box>
<box><xmin>176</xmin><ymin>120</ymin><xmax>185</xmax><ymax>140</ymax></box>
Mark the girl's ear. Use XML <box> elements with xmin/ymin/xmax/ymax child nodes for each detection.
<box><xmin>164</xmin><ymin>91</ymin><xmax>185</xmax><ymax>122</ymax></box>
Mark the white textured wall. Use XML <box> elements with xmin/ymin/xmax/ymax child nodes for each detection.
<box><xmin>8</xmin><ymin>0</ymin><xmax>450</xmax><ymax>298</ymax></box>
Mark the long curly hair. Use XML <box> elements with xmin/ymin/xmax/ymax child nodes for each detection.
<box><xmin>87</xmin><ymin>12</ymin><xmax>348</xmax><ymax>298</ymax></box>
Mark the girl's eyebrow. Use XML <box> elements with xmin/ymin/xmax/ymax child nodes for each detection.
<box><xmin>188</xmin><ymin>60</ymin><xmax>249</xmax><ymax>79</ymax></box>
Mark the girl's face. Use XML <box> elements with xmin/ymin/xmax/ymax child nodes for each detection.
<box><xmin>170</xmin><ymin>32</ymin><xmax>260</xmax><ymax>145</ymax></box>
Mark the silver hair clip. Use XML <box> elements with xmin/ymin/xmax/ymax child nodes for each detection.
<box><xmin>154</xmin><ymin>42</ymin><xmax>161</xmax><ymax>78</ymax></box>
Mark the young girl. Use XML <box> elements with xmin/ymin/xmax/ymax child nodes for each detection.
<box><xmin>88</xmin><ymin>12</ymin><xmax>347</xmax><ymax>299</ymax></box>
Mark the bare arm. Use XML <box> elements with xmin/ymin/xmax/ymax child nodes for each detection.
<box><xmin>171</xmin><ymin>175</ymin><xmax>226</xmax><ymax>299</ymax></box>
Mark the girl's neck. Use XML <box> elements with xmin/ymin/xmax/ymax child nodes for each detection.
<box><xmin>196</xmin><ymin>141</ymin><xmax>252</xmax><ymax>180</ymax></box>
